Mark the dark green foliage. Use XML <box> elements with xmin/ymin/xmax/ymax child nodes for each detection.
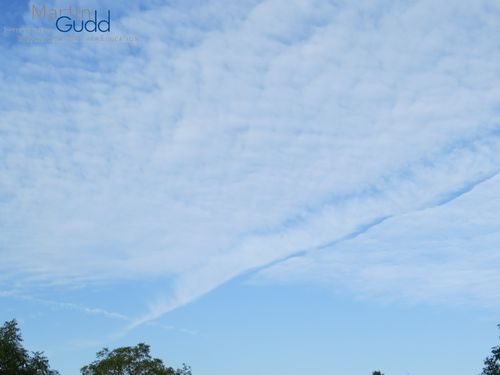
<box><xmin>482</xmin><ymin>325</ymin><xmax>500</xmax><ymax>375</ymax></box>
<box><xmin>0</xmin><ymin>319</ymin><xmax>59</xmax><ymax>375</ymax></box>
<box><xmin>81</xmin><ymin>343</ymin><xmax>192</xmax><ymax>375</ymax></box>
<box><xmin>372</xmin><ymin>371</ymin><xmax>384</xmax><ymax>375</ymax></box>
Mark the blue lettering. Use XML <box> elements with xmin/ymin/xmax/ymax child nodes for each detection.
<box><xmin>85</xmin><ymin>11</ymin><xmax>97</xmax><ymax>32</ymax></box>
<box><xmin>98</xmin><ymin>10</ymin><xmax>110</xmax><ymax>32</ymax></box>
<box><xmin>55</xmin><ymin>16</ymin><xmax>72</xmax><ymax>32</ymax></box>
<box><xmin>73</xmin><ymin>20</ymin><xmax>84</xmax><ymax>32</ymax></box>
<box><xmin>55</xmin><ymin>10</ymin><xmax>110</xmax><ymax>32</ymax></box>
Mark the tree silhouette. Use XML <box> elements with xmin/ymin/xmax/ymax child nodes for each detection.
<box><xmin>481</xmin><ymin>325</ymin><xmax>500</xmax><ymax>375</ymax></box>
<box><xmin>0</xmin><ymin>319</ymin><xmax>59</xmax><ymax>374</ymax></box>
<box><xmin>81</xmin><ymin>343</ymin><xmax>191</xmax><ymax>375</ymax></box>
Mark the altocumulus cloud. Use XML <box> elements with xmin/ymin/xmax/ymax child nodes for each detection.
<box><xmin>0</xmin><ymin>0</ymin><xmax>500</xmax><ymax>326</ymax></box>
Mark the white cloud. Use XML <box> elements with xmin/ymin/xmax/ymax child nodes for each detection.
<box><xmin>254</xmin><ymin>173</ymin><xmax>500</xmax><ymax>306</ymax></box>
<box><xmin>1</xmin><ymin>0</ymin><xmax>499</xmax><ymax>325</ymax></box>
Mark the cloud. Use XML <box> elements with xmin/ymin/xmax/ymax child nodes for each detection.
<box><xmin>18</xmin><ymin>295</ymin><xmax>130</xmax><ymax>321</ymax></box>
<box><xmin>254</xmin><ymin>172</ymin><xmax>500</xmax><ymax>307</ymax></box>
<box><xmin>1</xmin><ymin>0</ymin><xmax>499</xmax><ymax>327</ymax></box>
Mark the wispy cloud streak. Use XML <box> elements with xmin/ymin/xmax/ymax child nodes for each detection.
<box><xmin>1</xmin><ymin>0</ymin><xmax>499</xmax><ymax>328</ymax></box>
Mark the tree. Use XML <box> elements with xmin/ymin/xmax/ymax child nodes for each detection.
<box><xmin>0</xmin><ymin>319</ymin><xmax>59</xmax><ymax>375</ymax></box>
<box><xmin>81</xmin><ymin>343</ymin><xmax>192</xmax><ymax>375</ymax></box>
<box><xmin>372</xmin><ymin>371</ymin><xmax>384</xmax><ymax>375</ymax></box>
<box><xmin>482</xmin><ymin>325</ymin><xmax>500</xmax><ymax>375</ymax></box>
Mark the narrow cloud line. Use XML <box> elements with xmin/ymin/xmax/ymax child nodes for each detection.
<box><xmin>0</xmin><ymin>292</ymin><xmax>197</xmax><ymax>340</ymax></box>
<box><xmin>125</xmin><ymin>159</ymin><xmax>500</xmax><ymax>332</ymax></box>
<box><xmin>3</xmin><ymin>293</ymin><xmax>130</xmax><ymax>321</ymax></box>
<box><xmin>430</xmin><ymin>169</ymin><xmax>500</xmax><ymax>208</ymax></box>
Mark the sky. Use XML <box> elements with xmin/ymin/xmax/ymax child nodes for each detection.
<box><xmin>0</xmin><ymin>0</ymin><xmax>499</xmax><ymax>374</ymax></box>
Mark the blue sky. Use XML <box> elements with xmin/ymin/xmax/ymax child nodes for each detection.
<box><xmin>0</xmin><ymin>0</ymin><xmax>499</xmax><ymax>374</ymax></box>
